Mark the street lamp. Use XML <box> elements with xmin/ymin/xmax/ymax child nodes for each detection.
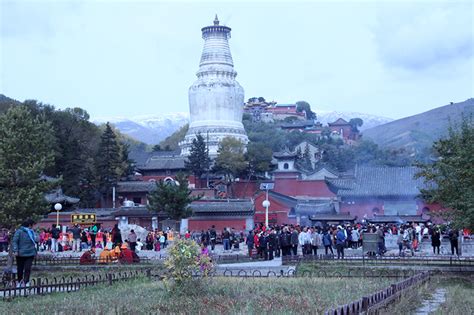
<box><xmin>259</xmin><ymin>182</ymin><xmax>274</xmax><ymax>228</ymax></box>
<box><xmin>262</xmin><ymin>199</ymin><xmax>270</xmax><ymax>228</ymax></box>
<box><xmin>54</xmin><ymin>203</ymin><xmax>62</xmax><ymax>226</ymax></box>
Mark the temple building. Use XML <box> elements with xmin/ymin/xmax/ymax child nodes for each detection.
<box><xmin>180</xmin><ymin>16</ymin><xmax>248</xmax><ymax>157</ymax></box>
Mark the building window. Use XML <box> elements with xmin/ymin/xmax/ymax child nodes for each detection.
<box><xmin>283</xmin><ymin>163</ymin><xmax>289</xmax><ymax>170</ymax></box>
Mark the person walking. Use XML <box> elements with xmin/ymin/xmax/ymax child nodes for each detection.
<box><xmin>335</xmin><ymin>226</ymin><xmax>346</xmax><ymax>259</ymax></box>
<box><xmin>50</xmin><ymin>224</ymin><xmax>60</xmax><ymax>252</ymax></box>
<box><xmin>222</xmin><ymin>228</ymin><xmax>231</xmax><ymax>252</ymax></box>
<box><xmin>431</xmin><ymin>226</ymin><xmax>441</xmax><ymax>255</ymax></box>
<box><xmin>127</xmin><ymin>229</ymin><xmax>138</xmax><ymax>252</ymax></box>
<box><xmin>246</xmin><ymin>230</ymin><xmax>254</xmax><ymax>258</ymax></box>
<box><xmin>290</xmin><ymin>228</ymin><xmax>299</xmax><ymax>256</ymax></box>
<box><xmin>209</xmin><ymin>226</ymin><xmax>217</xmax><ymax>252</ymax></box>
<box><xmin>68</xmin><ymin>224</ymin><xmax>82</xmax><ymax>252</ymax></box>
<box><xmin>448</xmin><ymin>228</ymin><xmax>459</xmax><ymax>256</ymax></box>
<box><xmin>351</xmin><ymin>228</ymin><xmax>360</xmax><ymax>249</ymax></box>
<box><xmin>89</xmin><ymin>224</ymin><xmax>98</xmax><ymax>248</ymax></box>
<box><xmin>111</xmin><ymin>224</ymin><xmax>122</xmax><ymax>247</ymax></box>
<box><xmin>323</xmin><ymin>229</ymin><xmax>334</xmax><ymax>255</ymax></box>
<box><xmin>311</xmin><ymin>228</ymin><xmax>322</xmax><ymax>256</ymax></box>
<box><xmin>268</xmin><ymin>229</ymin><xmax>276</xmax><ymax>261</ymax></box>
<box><xmin>280</xmin><ymin>227</ymin><xmax>291</xmax><ymax>256</ymax></box>
<box><xmin>12</xmin><ymin>219</ymin><xmax>38</xmax><ymax>287</ymax></box>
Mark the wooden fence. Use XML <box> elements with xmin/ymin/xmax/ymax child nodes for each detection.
<box><xmin>1</xmin><ymin>269</ymin><xmax>151</xmax><ymax>300</ymax></box>
<box><xmin>324</xmin><ymin>271</ymin><xmax>430</xmax><ymax>315</ymax></box>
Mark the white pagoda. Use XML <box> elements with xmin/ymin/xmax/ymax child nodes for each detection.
<box><xmin>179</xmin><ymin>16</ymin><xmax>248</xmax><ymax>157</ymax></box>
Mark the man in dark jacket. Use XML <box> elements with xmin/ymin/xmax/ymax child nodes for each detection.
<box><xmin>12</xmin><ymin>219</ymin><xmax>38</xmax><ymax>286</ymax></box>
<box><xmin>280</xmin><ymin>227</ymin><xmax>291</xmax><ymax>256</ymax></box>
<box><xmin>274</xmin><ymin>228</ymin><xmax>281</xmax><ymax>258</ymax></box>
<box><xmin>51</xmin><ymin>224</ymin><xmax>60</xmax><ymax>252</ymax></box>
<box><xmin>290</xmin><ymin>228</ymin><xmax>299</xmax><ymax>256</ymax></box>
<box><xmin>246</xmin><ymin>231</ymin><xmax>254</xmax><ymax>258</ymax></box>
<box><xmin>201</xmin><ymin>230</ymin><xmax>210</xmax><ymax>247</ymax></box>
<box><xmin>448</xmin><ymin>229</ymin><xmax>459</xmax><ymax>256</ymax></box>
<box><xmin>259</xmin><ymin>232</ymin><xmax>268</xmax><ymax>260</ymax></box>
<box><xmin>68</xmin><ymin>224</ymin><xmax>82</xmax><ymax>252</ymax></box>
<box><xmin>209</xmin><ymin>226</ymin><xmax>217</xmax><ymax>252</ymax></box>
<box><xmin>268</xmin><ymin>229</ymin><xmax>277</xmax><ymax>260</ymax></box>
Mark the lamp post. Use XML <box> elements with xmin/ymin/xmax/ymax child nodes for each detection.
<box><xmin>259</xmin><ymin>182</ymin><xmax>274</xmax><ymax>228</ymax></box>
<box><xmin>54</xmin><ymin>203</ymin><xmax>62</xmax><ymax>226</ymax></box>
<box><xmin>262</xmin><ymin>197</ymin><xmax>270</xmax><ymax>228</ymax></box>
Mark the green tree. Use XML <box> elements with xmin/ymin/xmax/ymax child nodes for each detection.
<box><xmin>296</xmin><ymin>101</ymin><xmax>316</xmax><ymax>120</ymax></box>
<box><xmin>185</xmin><ymin>133</ymin><xmax>210</xmax><ymax>184</ymax></box>
<box><xmin>119</xmin><ymin>143</ymin><xmax>135</xmax><ymax>178</ymax></box>
<box><xmin>0</xmin><ymin>106</ymin><xmax>56</xmax><ymax>228</ymax></box>
<box><xmin>246</xmin><ymin>142</ymin><xmax>273</xmax><ymax>174</ymax></box>
<box><xmin>96</xmin><ymin>122</ymin><xmax>122</xmax><ymax>206</ymax></box>
<box><xmin>416</xmin><ymin>116</ymin><xmax>474</xmax><ymax>230</ymax></box>
<box><xmin>147</xmin><ymin>173</ymin><xmax>200</xmax><ymax>220</ymax></box>
<box><xmin>349</xmin><ymin>118</ymin><xmax>364</xmax><ymax>132</ymax></box>
<box><xmin>213</xmin><ymin>137</ymin><xmax>248</xmax><ymax>197</ymax></box>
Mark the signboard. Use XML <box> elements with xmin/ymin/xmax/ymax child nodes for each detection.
<box><xmin>71</xmin><ymin>213</ymin><xmax>96</xmax><ymax>224</ymax></box>
<box><xmin>362</xmin><ymin>233</ymin><xmax>379</xmax><ymax>254</ymax></box>
<box><xmin>260</xmin><ymin>183</ymin><xmax>274</xmax><ymax>190</ymax></box>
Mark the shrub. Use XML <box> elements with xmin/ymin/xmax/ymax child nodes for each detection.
<box><xmin>164</xmin><ymin>239</ymin><xmax>215</xmax><ymax>293</ymax></box>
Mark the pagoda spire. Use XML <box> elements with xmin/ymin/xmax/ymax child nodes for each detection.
<box><xmin>214</xmin><ymin>14</ymin><xmax>219</xmax><ymax>25</ymax></box>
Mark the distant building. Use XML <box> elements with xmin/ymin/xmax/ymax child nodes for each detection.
<box><xmin>243</xmin><ymin>98</ymin><xmax>276</xmax><ymax>122</ymax></box>
<box><xmin>327</xmin><ymin>118</ymin><xmax>360</xmax><ymax>143</ymax></box>
<box><xmin>326</xmin><ymin>166</ymin><xmax>442</xmax><ymax>223</ymax></box>
<box><xmin>267</xmin><ymin>103</ymin><xmax>306</xmax><ymax>121</ymax></box>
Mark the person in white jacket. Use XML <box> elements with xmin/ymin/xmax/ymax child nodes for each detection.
<box><xmin>299</xmin><ymin>227</ymin><xmax>311</xmax><ymax>256</ymax></box>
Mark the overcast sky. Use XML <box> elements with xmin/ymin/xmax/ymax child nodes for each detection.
<box><xmin>1</xmin><ymin>0</ymin><xmax>473</xmax><ymax>120</ymax></box>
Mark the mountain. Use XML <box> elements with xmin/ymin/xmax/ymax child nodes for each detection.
<box><xmin>93</xmin><ymin>113</ymin><xmax>188</xmax><ymax>145</ymax></box>
<box><xmin>363</xmin><ymin>99</ymin><xmax>474</xmax><ymax>152</ymax></box>
<box><xmin>0</xmin><ymin>94</ymin><xmax>22</xmax><ymax>114</ymax></box>
<box><xmin>94</xmin><ymin>111</ymin><xmax>392</xmax><ymax>144</ymax></box>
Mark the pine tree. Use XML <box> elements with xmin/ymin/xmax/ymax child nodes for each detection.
<box><xmin>119</xmin><ymin>143</ymin><xmax>135</xmax><ymax>178</ymax></box>
<box><xmin>184</xmin><ymin>133</ymin><xmax>210</xmax><ymax>184</ymax></box>
<box><xmin>0</xmin><ymin>106</ymin><xmax>56</xmax><ymax>228</ymax></box>
<box><xmin>147</xmin><ymin>173</ymin><xmax>200</xmax><ymax>220</ymax></box>
<box><xmin>96</xmin><ymin>123</ymin><xmax>121</xmax><ymax>206</ymax></box>
<box><xmin>416</xmin><ymin>115</ymin><xmax>474</xmax><ymax>230</ymax></box>
<box><xmin>302</xmin><ymin>143</ymin><xmax>314</xmax><ymax>171</ymax></box>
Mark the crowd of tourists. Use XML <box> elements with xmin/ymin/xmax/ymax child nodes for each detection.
<box><xmin>0</xmin><ymin>224</ymin><xmax>178</xmax><ymax>255</ymax></box>
<box><xmin>181</xmin><ymin>222</ymin><xmax>467</xmax><ymax>261</ymax></box>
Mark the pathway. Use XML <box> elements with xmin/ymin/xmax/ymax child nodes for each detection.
<box><xmin>216</xmin><ymin>256</ymin><xmax>296</xmax><ymax>276</ymax></box>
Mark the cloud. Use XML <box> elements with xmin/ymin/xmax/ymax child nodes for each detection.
<box><xmin>373</xmin><ymin>1</ymin><xmax>473</xmax><ymax>70</ymax></box>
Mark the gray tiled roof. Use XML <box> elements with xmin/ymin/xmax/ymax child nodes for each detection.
<box><xmin>117</xmin><ymin>181</ymin><xmax>156</xmax><ymax>193</ymax></box>
<box><xmin>191</xmin><ymin>200</ymin><xmax>254</xmax><ymax>215</ymax></box>
<box><xmin>327</xmin><ymin>166</ymin><xmax>425</xmax><ymax>198</ymax></box>
<box><xmin>137</xmin><ymin>155</ymin><xmax>186</xmax><ymax>171</ymax></box>
<box><xmin>45</xmin><ymin>188</ymin><xmax>80</xmax><ymax>204</ymax></box>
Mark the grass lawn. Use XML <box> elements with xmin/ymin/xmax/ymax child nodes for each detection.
<box><xmin>1</xmin><ymin>276</ymin><xmax>394</xmax><ymax>314</ymax></box>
